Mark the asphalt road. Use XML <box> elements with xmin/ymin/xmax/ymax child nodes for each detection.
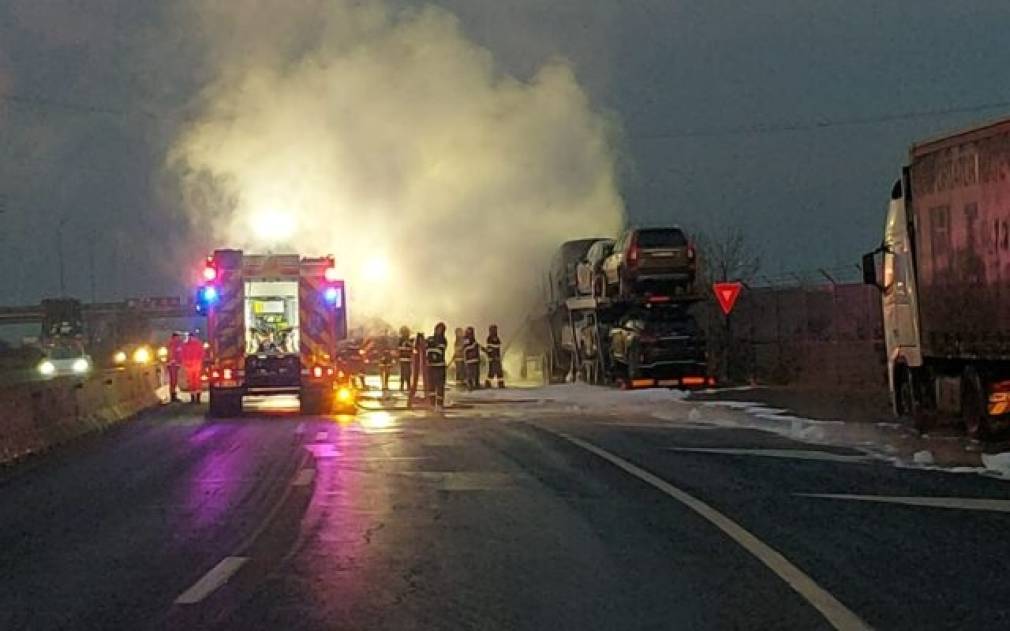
<box><xmin>3</xmin><ymin>387</ymin><xmax>1010</xmax><ymax>630</ymax></box>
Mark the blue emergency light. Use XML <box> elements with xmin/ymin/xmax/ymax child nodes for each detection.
<box><xmin>324</xmin><ymin>286</ymin><xmax>341</xmax><ymax>306</ymax></box>
<box><xmin>201</xmin><ymin>285</ymin><xmax>219</xmax><ymax>302</ymax></box>
<box><xmin>195</xmin><ymin>285</ymin><xmax>219</xmax><ymax>315</ymax></box>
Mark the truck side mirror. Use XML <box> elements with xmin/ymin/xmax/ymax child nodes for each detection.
<box><xmin>862</xmin><ymin>251</ymin><xmax>880</xmax><ymax>290</ymax></box>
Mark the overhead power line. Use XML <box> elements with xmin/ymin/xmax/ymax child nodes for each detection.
<box><xmin>0</xmin><ymin>92</ymin><xmax>162</xmax><ymax>120</ymax></box>
<box><xmin>631</xmin><ymin>100</ymin><xmax>1010</xmax><ymax>140</ymax></box>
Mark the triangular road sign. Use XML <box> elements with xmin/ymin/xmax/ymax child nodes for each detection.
<box><xmin>713</xmin><ymin>281</ymin><xmax>742</xmax><ymax>315</ymax></box>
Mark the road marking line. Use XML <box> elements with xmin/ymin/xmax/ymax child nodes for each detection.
<box><xmin>667</xmin><ymin>447</ymin><xmax>869</xmax><ymax>464</ymax></box>
<box><xmin>798</xmin><ymin>493</ymin><xmax>1010</xmax><ymax>513</ymax></box>
<box><xmin>552</xmin><ymin>431</ymin><xmax>869</xmax><ymax>631</ymax></box>
<box><xmin>315</xmin><ymin>430</ymin><xmax>329</xmax><ymax>442</ymax></box>
<box><xmin>293</xmin><ymin>468</ymin><xmax>316</xmax><ymax>487</ymax></box>
<box><xmin>175</xmin><ymin>556</ymin><xmax>249</xmax><ymax>605</ymax></box>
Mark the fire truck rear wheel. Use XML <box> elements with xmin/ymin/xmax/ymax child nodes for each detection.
<box><xmin>209</xmin><ymin>389</ymin><xmax>242</xmax><ymax>418</ymax></box>
<box><xmin>300</xmin><ymin>389</ymin><xmax>333</xmax><ymax>416</ymax></box>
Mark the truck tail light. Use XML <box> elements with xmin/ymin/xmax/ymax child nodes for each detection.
<box><xmin>313</xmin><ymin>366</ymin><xmax>323</xmax><ymax>378</ymax></box>
<box><xmin>687</xmin><ymin>244</ymin><xmax>695</xmax><ymax>260</ymax></box>
<box><xmin>682</xmin><ymin>376</ymin><xmax>706</xmax><ymax>387</ymax></box>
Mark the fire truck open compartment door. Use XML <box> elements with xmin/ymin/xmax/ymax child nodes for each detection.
<box><xmin>244</xmin><ymin>281</ymin><xmax>300</xmax><ymax>355</ymax></box>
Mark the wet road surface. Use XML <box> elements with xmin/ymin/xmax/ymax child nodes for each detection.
<box><xmin>3</xmin><ymin>389</ymin><xmax>1010</xmax><ymax>630</ymax></box>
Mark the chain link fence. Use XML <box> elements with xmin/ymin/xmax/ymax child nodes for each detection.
<box><xmin>704</xmin><ymin>266</ymin><xmax>887</xmax><ymax>389</ymax></box>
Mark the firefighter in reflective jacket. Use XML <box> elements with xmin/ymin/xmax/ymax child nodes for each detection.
<box><xmin>425</xmin><ymin>323</ymin><xmax>448</xmax><ymax>409</ymax></box>
<box><xmin>378</xmin><ymin>338</ymin><xmax>394</xmax><ymax>393</ymax></box>
<box><xmin>452</xmin><ymin>327</ymin><xmax>466</xmax><ymax>386</ymax></box>
<box><xmin>484</xmin><ymin>324</ymin><xmax>504</xmax><ymax>389</ymax></box>
<box><xmin>397</xmin><ymin>326</ymin><xmax>413</xmax><ymax>391</ymax></box>
<box><xmin>463</xmin><ymin>326</ymin><xmax>481</xmax><ymax>391</ymax></box>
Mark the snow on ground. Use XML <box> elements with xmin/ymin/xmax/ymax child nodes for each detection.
<box><xmin>457</xmin><ymin>383</ymin><xmax>688</xmax><ymax>410</ymax></box>
<box><xmin>459</xmin><ymin>383</ymin><xmax>1010</xmax><ymax>481</ymax></box>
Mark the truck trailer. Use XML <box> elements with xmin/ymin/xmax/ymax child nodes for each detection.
<box><xmin>864</xmin><ymin>115</ymin><xmax>1010</xmax><ymax>437</ymax></box>
<box><xmin>198</xmin><ymin>250</ymin><xmax>353</xmax><ymax>417</ymax></box>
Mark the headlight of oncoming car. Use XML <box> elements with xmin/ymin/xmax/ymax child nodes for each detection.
<box><xmin>132</xmin><ymin>346</ymin><xmax>152</xmax><ymax>365</ymax></box>
<box><xmin>38</xmin><ymin>360</ymin><xmax>56</xmax><ymax>376</ymax></box>
<box><xmin>113</xmin><ymin>351</ymin><xmax>128</xmax><ymax>365</ymax></box>
<box><xmin>72</xmin><ymin>357</ymin><xmax>90</xmax><ymax>373</ymax></box>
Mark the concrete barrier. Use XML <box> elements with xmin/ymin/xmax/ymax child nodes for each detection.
<box><xmin>0</xmin><ymin>365</ymin><xmax>163</xmax><ymax>465</ymax></box>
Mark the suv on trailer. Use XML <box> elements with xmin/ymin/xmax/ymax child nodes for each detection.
<box><xmin>549</xmin><ymin>238</ymin><xmax>605</xmax><ymax>306</ymax></box>
<box><xmin>601</xmin><ymin>227</ymin><xmax>695</xmax><ymax>299</ymax></box>
<box><xmin>576</xmin><ymin>238</ymin><xmax>615</xmax><ymax>297</ymax></box>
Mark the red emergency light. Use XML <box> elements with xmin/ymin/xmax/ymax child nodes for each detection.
<box><xmin>202</xmin><ymin>260</ymin><xmax>218</xmax><ymax>282</ymax></box>
<box><xmin>324</xmin><ymin>266</ymin><xmax>339</xmax><ymax>283</ymax></box>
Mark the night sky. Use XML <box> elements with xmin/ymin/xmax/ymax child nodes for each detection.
<box><xmin>2</xmin><ymin>1</ymin><xmax>1009</xmax><ymax>303</ymax></box>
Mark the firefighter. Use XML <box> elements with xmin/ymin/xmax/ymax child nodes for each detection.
<box><xmin>408</xmin><ymin>331</ymin><xmax>426</xmax><ymax>408</ymax></box>
<box><xmin>378</xmin><ymin>338</ymin><xmax>394</xmax><ymax>393</ymax></box>
<box><xmin>485</xmin><ymin>324</ymin><xmax>505</xmax><ymax>388</ymax></box>
<box><xmin>397</xmin><ymin>326</ymin><xmax>413</xmax><ymax>391</ymax></box>
<box><xmin>425</xmin><ymin>322</ymin><xmax>448</xmax><ymax>409</ymax></box>
<box><xmin>463</xmin><ymin>326</ymin><xmax>481</xmax><ymax>391</ymax></box>
<box><xmin>181</xmin><ymin>332</ymin><xmax>206</xmax><ymax>403</ymax></box>
<box><xmin>166</xmin><ymin>332</ymin><xmax>183</xmax><ymax>402</ymax></box>
<box><xmin>452</xmin><ymin>327</ymin><xmax>466</xmax><ymax>387</ymax></box>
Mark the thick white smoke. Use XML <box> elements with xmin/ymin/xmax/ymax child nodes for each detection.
<box><xmin>169</xmin><ymin>0</ymin><xmax>624</xmax><ymax>337</ymax></box>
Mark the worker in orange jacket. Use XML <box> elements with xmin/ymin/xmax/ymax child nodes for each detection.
<box><xmin>181</xmin><ymin>333</ymin><xmax>206</xmax><ymax>403</ymax></box>
<box><xmin>167</xmin><ymin>332</ymin><xmax>183</xmax><ymax>402</ymax></box>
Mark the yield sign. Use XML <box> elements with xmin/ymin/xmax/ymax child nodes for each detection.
<box><xmin>713</xmin><ymin>281</ymin><xmax>742</xmax><ymax>315</ymax></box>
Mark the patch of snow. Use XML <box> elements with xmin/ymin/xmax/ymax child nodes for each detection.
<box><xmin>913</xmin><ymin>450</ymin><xmax>935</xmax><ymax>465</ymax></box>
<box><xmin>981</xmin><ymin>452</ymin><xmax>1010</xmax><ymax>478</ymax></box>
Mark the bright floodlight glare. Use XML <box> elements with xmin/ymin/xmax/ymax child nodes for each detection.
<box><xmin>362</xmin><ymin>255</ymin><xmax>391</xmax><ymax>282</ymax></box>
<box><xmin>72</xmin><ymin>358</ymin><xmax>90</xmax><ymax>373</ymax></box>
<box><xmin>251</xmin><ymin>208</ymin><xmax>296</xmax><ymax>242</ymax></box>
<box><xmin>133</xmin><ymin>347</ymin><xmax>152</xmax><ymax>365</ymax></box>
<box><xmin>113</xmin><ymin>351</ymin><xmax>127</xmax><ymax>364</ymax></box>
<box><xmin>38</xmin><ymin>360</ymin><xmax>55</xmax><ymax>376</ymax></box>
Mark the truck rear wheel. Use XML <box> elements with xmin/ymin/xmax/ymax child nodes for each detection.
<box><xmin>300</xmin><ymin>389</ymin><xmax>333</xmax><ymax>416</ymax></box>
<box><xmin>961</xmin><ymin>367</ymin><xmax>991</xmax><ymax>440</ymax></box>
<box><xmin>209</xmin><ymin>388</ymin><xmax>243</xmax><ymax>418</ymax></box>
<box><xmin>897</xmin><ymin>369</ymin><xmax>929</xmax><ymax>433</ymax></box>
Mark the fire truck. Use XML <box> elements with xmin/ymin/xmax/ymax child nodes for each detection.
<box><xmin>197</xmin><ymin>250</ymin><xmax>353</xmax><ymax>417</ymax></box>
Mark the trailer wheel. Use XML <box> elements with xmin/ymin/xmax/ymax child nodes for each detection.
<box><xmin>209</xmin><ymin>389</ymin><xmax>242</xmax><ymax>418</ymax></box>
<box><xmin>961</xmin><ymin>367</ymin><xmax>991</xmax><ymax>440</ymax></box>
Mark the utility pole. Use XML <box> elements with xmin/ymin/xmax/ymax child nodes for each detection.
<box><xmin>89</xmin><ymin>231</ymin><xmax>96</xmax><ymax>303</ymax></box>
<box><xmin>57</xmin><ymin>215</ymin><xmax>71</xmax><ymax>297</ymax></box>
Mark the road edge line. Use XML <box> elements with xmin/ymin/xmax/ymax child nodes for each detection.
<box><xmin>550</xmin><ymin>430</ymin><xmax>870</xmax><ymax>631</ymax></box>
<box><xmin>174</xmin><ymin>556</ymin><xmax>249</xmax><ymax>605</ymax></box>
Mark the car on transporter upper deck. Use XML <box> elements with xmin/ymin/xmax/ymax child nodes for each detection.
<box><xmin>601</xmin><ymin>226</ymin><xmax>696</xmax><ymax>299</ymax></box>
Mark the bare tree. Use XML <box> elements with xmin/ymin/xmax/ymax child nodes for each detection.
<box><xmin>693</xmin><ymin>226</ymin><xmax>761</xmax><ymax>384</ymax></box>
<box><xmin>694</xmin><ymin>226</ymin><xmax>762</xmax><ymax>283</ymax></box>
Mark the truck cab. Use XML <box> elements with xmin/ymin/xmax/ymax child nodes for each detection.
<box><xmin>199</xmin><ymin>250</ymin><xmax>353</xmax><ymax>417</ymax></box>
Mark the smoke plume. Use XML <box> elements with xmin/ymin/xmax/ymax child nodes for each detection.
<box><xmin>169</xmin><ymin>0</ymin><xmax>624</xmax><ymax>336</ymax></box>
